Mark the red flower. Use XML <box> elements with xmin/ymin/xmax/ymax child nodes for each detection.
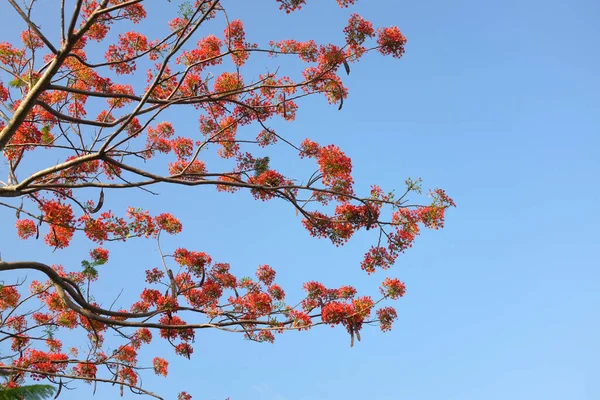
<box><xmin>299</xmin><ymin>138</ymin><xmax>320</xmax><ymax>158</ymax></box>
<box><xmin>170</xmin><ymin>137</ymin><xmax>194</xmax><ymax>160</ymax></box>
<box><xmin>0</xmin><ymin>80</ymin><xmax>9</xmax><ymax>102</ymax></box>
<box><xmin>158</xmin><ymin>315</ymin><xmax>194</xmax><ymax>342</ymax></box>
<box><xmin>174</xmin><ymin>343</ymin><xmax>193</xmax><ymax>359</ymax></box>
<box><xmin>256</xmin><ymin>264</ymin><xmax>276</xmax><ymax>286</ymax></box>
<box><xmin>257</xmin><ymin>330</ymin><xmax>275</xmax><ymax>343</ymax></box>
<box><xmin>344</xmin><ymin>14</ymin><xmax>375</xmax><ymax>48</ymax></box>
<box><xmin>134</xmin><ymin>328</ymin><xmax>153</xmax><ymax>345</ymax></box>
<box><xmin>15</xmin><ymin>219</ymin><xmax>36</xmax><ymax>239</ymax></box>
<box><xmin>249</xmin><ymin>170</ymin><xmax>293</xmax><ymax>201</ymax></box>
<box><xmin>153</xmin><ymin>357</ymin><xmax>169</xmax><ymax>377</ymax></box>
<box><xmin>380</xmin><ymin>277</ymin><xmax>406</xmax><ymax>300</ymax></box>
<box><xmin>73</xmin><ymin>362</ymin><xmax>97</xmax><ymax>381</ymax></box>
<box><xmin>90</xmin><ymin>247</ymin><xmax>109</xmax><ymax>263</ymax></box>
<box><xmin>0</xmin><ymin>286</ymin><xmax>20</xmax><ymax>310</ymax></box>
<box><xmin>20</xmin><ymin>30</ymin><xmax>44</xmax><ymax>49</ymax></box>
<box><xmin>20</xmin><ymin>349</ymin><xmax>69</xmax><ymax>377</ymax></box>
<box><xmin>119</xmin><ymin>367</ymin><xmax>138</xmax><ymax>386</ymax></box>
<box><xmin>316</xmin><ymin>145</ymin><xmax>353</xmax><ymax>195</ymax></box>
<box><xmin>377</xmin><ymin>307</ymin><xmax>398</xmax><ymax>332</ymax></box>
<box><xmin>174</xmin><ymin>248</ymin><xmax>211</xmax><ymax>276</ymax></box>
<box><xmin>168</xmin><ymin>160</ymin><xmax>207</xmax><ymax>180</ymax></box>
<box><xmin>225</xmin><ymin>20</ymin><xmax>250</xmax><ymax>66</ymax></box>
<box><xmin>114</xmin><ymin>345</ymin><xmax>137</xmax><ymax>363</ymax></box>
<box><xmin>179</xmin><ymin>35</ymin><xmax>222</xmax><ymax>67</ymax></box>
<box><xmin>361</xmin><ymin>246</ymin><xmax>397</xmax><ymax>274</ymax></box>
<box><xmin>39</xmin><ymin>200</ymin><xmax>75</xmax><ymax>248</ymax></box>
<box><xmin>377</xmin><ymin>26</ymin><xmax>407</xmax><ymax>58</ymax></box>
<box><xmin>145</xmin><ymin>268</ymin><xmax>165</xmax><ymax>284</ymax></box>
<box><xmin>289</xmin><ymin>310</ymin><xmax>312</xmax><ymax>330</ymax></box>
<box><xmin>178</xmin><ymin>392</ymin><xmax>193</xmax><ymax>400</ymax></box>
<box><xmin>155</xmin><ymin>213</ymin><xmax>183</xmax><ymax>235</ymax></box>
<box><xmin>321</xmin><ymin>302</ymin><xmax>352</xmax><ymax>325</ymax></box>
<box><xmin>268</xmin><ymin>284</ymin><xmax>285</xmax><ymax>301</ymax></box>
<box><xmin>213</xmin><ymin>72</ymin><xmax>243</xmax><ymax>98</ymax></box>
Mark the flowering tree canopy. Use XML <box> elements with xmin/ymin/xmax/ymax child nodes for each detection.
<box><xmin>0</xmin><ymin>0</ymin><xmax>454</xmax><ymax>398</ymax></box>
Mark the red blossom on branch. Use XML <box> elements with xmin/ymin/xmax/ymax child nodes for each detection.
<box><xmin>0</xmin><ymin>0</ymin><xmax>454</xmax><ymax>398</ymax></box>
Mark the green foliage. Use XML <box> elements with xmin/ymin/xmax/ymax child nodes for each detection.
<box><xmin>81</xmin><ymin>260</ymin><xmax>98</xmax><ymax>279</ymax></box>
<box><xmin>81</xmin><ymin>255</ymin><xmax>107</xmax><ymax>279</ymax></box>
<box><xmin>0</xmin><ymin>384</ymin><xmax>56</xmax><ymax>400</ymax></box>
<box><xmin>254</xmin><ymin>157</ymin><xmax>270</xmax><ymax>177</ymax></box>
<box><xmin>178</xmin><ymin>1</ymin><xmax>194</xmax><ymax>19</ymax></box>
<box><xmin>7</xmin><ymin>78</ymin><xmax>25</xmax><ymax>89</ymax></box>
<box><xmin>40</xmin><ymin>126</ymin><xmax>53</xmax><ymax>145</ymax></box>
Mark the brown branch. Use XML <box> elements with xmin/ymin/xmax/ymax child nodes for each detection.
<box><xmin>98</xmin><ymin>1</ymin><xmax>221</xmax><ymax>154</ymax></box>
<box><xmin>0</xmin><ymin>261</ymin><xmax>326</xmax><ymax>333</ymax></box>
<box><xmin>7</xmin><ymin>0</ymin><xmax>58</xmax><ymax>54</ymax></box>
<box><xmin>0</xmin><ymin>0</ymin><xmax>113</xmax><ymax>151</ymax></box>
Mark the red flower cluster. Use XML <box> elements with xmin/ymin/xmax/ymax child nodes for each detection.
<box><xmin>256</xmin><ymin>265</ymin><xmax>276</xmax><ymax>286</ymax></box>
<box><xmin>158</xmin><ymin>315</ymin><xmax>194</xmax><ymax>343</ymax></box>
<box><xmin>0</xmin><ymin>80</ymin><xmax>9</xmax><ymax>102</ymax></box>
<box><xmin>90</xmin><ymin>247</ymin><xmax>109</xmax><ymax>263</ymax></box>
<box><xmin>225</xmin><ymin>20</ymin><xmax>250</xmax><ymax>66</ymax></box>
<box><xmin>5</xmin><ymin>122</ymin><xmax>44</xmax><ymax>161</ymax></box>
<box><xmin>174</xmin><ymin>343</ymin><xmax>194</xmax><ymax>359</ymax></box>
<box><xmin>376</xmin><ymin>307</ymin><xmax>398</xmax><ymax>332</ymax></box>
<box><xmin>39</xmin><ymin>200</ymin><xmax>75</xmax><ymax>248</ymax></box>
<box><xmin>15</xmin><ymin>219</ymin><xmax>36</xmax><ymax>239</ymax></box>
<box><xmin>178</xmin><ymin>35</ymin><xmax>222</xmax><ymax>68</ymax></box>
<box><xmin>17</xmin><ymin>349</ymin><xmax>68</xmax><ymax>378</ymax></box>
<box><xmin>213</xmin><ymin>72</ymin><xmax>244</xmax><ymax>98</ymax></box>
<box><xmin>153</xmin><ymin>357</ymin><xmax>169</xmax><ymax>377</ymax></box>
<box><xmin>174</xmin><ymin>248</ymin><xmax>211</xmax><ymax>274</ymax></box>
<box><xmin>105</xmin><ymin>31</ymin><xmax>149</xmax><ymax>74</ymax></box>
<box><xmin>0</xmin><ymin>286</ymin><xmax>20</xmax><ymax>310</ymax></box>
<box><xmin>268</xmin><ymin>284</ymin><xmax>285</xmax><ymax>301</ymax></box>
<box><xmin>377</xmin><ymin>26</ymin><xmax>407</xmax><ymax>58</ymax></box>
<box><xmin>168</xmin><ymin>160</ymin><xmax>207</xmax><ymax>180</ymax></box>
<box><xmin>344</xmin><ymin>14</ymin><xmax>375</xmax><ymax>56</ymax></box>
<box><xmin>316</xmin><ymin>145</ymin><xmax>353</xmax><ymax>195</ymax></box>
<box><xmin>289</xmin><ymin>310</ymin><xmax>312</xmax><ymax>330</ymax></box>
<box><xmin>249</xmin><ymin>170</ymin><xmax>293</xmax><ymax>201</ymax></box>
<box><xmin>155</xmin><ymin>213</ymin><xmax>183</xmax><ymax>234</ymax></box>
<box><xmin>145</xmin><ymin>267</ymin><xmax>165</xmax><ymax>284</ymax></box>
<box><xmin>270</xmin><ymin>39</ymin><xmax>318</xmax><ymax>62</ymax></box>
<box><xmin>20</xmin><ymin>30</ymin><xmax>43</xmax><ymax>49</ymax></box>
<box><xmin>232</xmin><ymin>292</ymin><xmax>273</xmax><ymax>318</ymax></box>
<box><xmin>321</xmin><ymin>301</ymin><xmax>353</xmax><ymax>324</ymax></box>
<box><xmin>73</xmin><ymin>362</ymin><xmax>98</xmax><ymax>382</ymax></box>
<box><xmin>380</xmin><ymin>277</ymin><xmax>406</xmax><ymax>299</ymax></box>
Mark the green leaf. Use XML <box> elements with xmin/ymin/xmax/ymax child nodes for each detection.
<box><xmin>41</xmin><ymin>126</ymin><xmax>53</xmax><ymax>144</ymax></box>
<box><xmin>8</xmin><ymin>78</ymin><xmax>25</xmax><ymax>88</ymax></box>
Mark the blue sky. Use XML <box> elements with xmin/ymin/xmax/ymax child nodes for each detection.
<box><xmin>1</xmin><ymin>0</ymin><xmax>599</xmax><ymax>399</ymax></box>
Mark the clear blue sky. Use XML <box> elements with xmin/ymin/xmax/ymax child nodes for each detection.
<box><xmin>1</xmin><ymin>0</ymin><xmax>599</xmax><ymax>399</ymax></box>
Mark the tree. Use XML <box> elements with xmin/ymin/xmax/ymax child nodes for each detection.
<box><xmin>0</xmin><ymin>1</ymin><xmax>455</xmax><ymax>398</ymax></box>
